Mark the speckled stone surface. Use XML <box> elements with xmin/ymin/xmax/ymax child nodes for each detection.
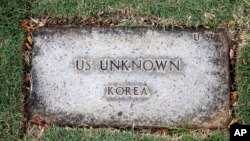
<box><xmin>28</xmin><ymin>27</ymin><xmax>230</xmax><ymax>128</ymax></box>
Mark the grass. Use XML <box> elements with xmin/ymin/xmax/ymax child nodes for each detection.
<box><xmin>236</xmin><ymin>44</ymin><xmax>250</xmax><ymax>124</ymax></box>
<box><xmin>24</xmin><ymin>126</ymin><xmax>229</xmax><ymax>141</ymax></box>
<box><xmin>30</xmin><ymin>0</ymin><xmax>241</xmax><ymax>28</ymax></box>
<box><xmin>0</xmin><ymin>0</ymin><xmax>30</xmax><ymax>140</ymax></box>
<box><xmin>25</xmin><ymin>126</ymin><xmax>163</xmax><ymax>141</ymax></box>
<box><xmin>0</xmin><ymin>0</ymin><xmax>249</xmax><ymax>140</ymax></box>
<box><xmin>236</xmin><ymin>1</ymin><xmax>250</xmax><ymax>124</ymax></box>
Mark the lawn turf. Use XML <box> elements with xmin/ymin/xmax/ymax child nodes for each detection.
<box><xmin>0</xmin><ymin>0</ymin><xmax>30</xmax><ymax>140</ymax></box>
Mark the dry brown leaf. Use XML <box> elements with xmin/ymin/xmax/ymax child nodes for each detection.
<box><xmin>24</xmin><ymin>73</ymin><xmax>30</xmax><ymax>85</ymax></box>
<box><xmin>26</xmin><ymin>26</ymin><xmax>34</xmax><ymax>32</ymax></box>
<box><xmin>228</xmin><ymin>20</ymin><xmax>235</xmax><ymax>27</ymax></box>
<box><xmin>30</xmin><ymin>17</ymin><xmax>47</xmax><ymax>27</ymax></box>
<box><xmin>153</xmin><ymin>128</ymin><xmax>166</xmax><ymax>136</ymax></box>
<box><xmin>21</xmin><ymin>20</ymin><xmax>34</xmax><ymax>32</ymax></box>
<box><xmin>30</xmin><ymin>17</ymin><xmax>39</xmax><ymax>24</ymax></box>
<box><xmin>24</xmin><ymin>52</ymin><xmax>30</xmax><ymax>66</ymax></box>
<box><xmin>25</xmin><ymin>43</ymin><xmax>32</xmax><ymax>50</ymax></box>
<box><xmin>21</xmin><ymin>20</ymin><xmax>29</xmax><ymax>27</ymax></box>
<box><xmin>228</xmin><ymin>118</ymin><xmax>238</xmax><ymax>128</ymax></box>
<box><xmin>29</xmin><ymin>119</ymin><xmax>50</xmax><ymax>128</ymax></box>
<box><xmin>203</xmin><ymin>25</ymin><xmax>210</xmax><ymax>29</ymax></box>
<box><xmin>229</xmin><ymin>48</ymin><xmax>235</xmax><ymax>60</ymax></box>
<box><xmin>231</xmin><ymin>91</ymin><xmax>238</xmax><ymax>104</ymax></box>
<box><xmin>243</xmin><ymin>58</ymin><xmax>248</xmax><ymax>65</ymax></box>
<box><xmin>27</xmin><ymin>36</ymin><xmax>32</xmax><ymax>44</ymax></box>
<box><xmin>204</xmin><ymin>13</ymin><xmax>215</xmax><ymax>20</ymax></box>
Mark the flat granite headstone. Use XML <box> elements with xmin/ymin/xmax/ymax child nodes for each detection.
<box><xmin>28</xmin><ymin>27</ymin><xmax>230</xmax><ymax>128</ymax></box>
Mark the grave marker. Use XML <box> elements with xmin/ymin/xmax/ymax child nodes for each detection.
<box><xmin>28</xmin><ymin>27</ymin><xmax>230</xmax><ymax>128</ymax></box>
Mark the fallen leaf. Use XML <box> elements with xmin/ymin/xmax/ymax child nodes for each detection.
<box><xmin>38</xmin><ymin>21</ymin><xmax>46</xmax><ymax>27</ymax></box>
<box><xmin>21</xmin><ymin>20</ymin><xmax>34</xmax><ymax>32</ymax></box>
<box><xmin>21</xmin><ymin>20</ymin><xmax>29</xmax><ymax>27</ymax></box>
<box><xmin>29</xmin><ymin>119</ymin><xmax>50</xmax><ymax>128</ymax></box>
<box><xmin>27</xmin><ymin>36</ymin><xmax>32</xmax><ymax>44</ymax></box>
<box><xmin>203</xmin><ymin>25</ymin><xmax>210</xmax><ymax>29</ymax></box>
<box><xmin>228</xmin><ymin>118</ymin><xmax>238</xmax><ymax>128</ymax></box>
<box><xmin>30</xmin><ymin>17</ymin><xmax>39</xmax><ymax>24</ymax></box>
<box><xmin>37</xmin><ymin>17</ymin><xmax>48</xmax><ymax>27</ymax></box>
<box><xmin>24</xmin><ymin>73</ymin><xmax>30</xmax><ymax>85</ymax></box>
<box><xmin>231</xmin><ymin>91</ymin><xmax>237</xmax><ymax>101</ymax></box>
<box><xmin>229</xmin><ymin>48</ymin><xmax>235</xmax><ymax>60</ymax></box>
<box><xmin>204</xmin><ymin>13</ymin><xmax>215</xmax><ymax>20</ymax></box>
<box><xmin>228</xmin><ymin>20</ymin><xmax>235</xmax><ymax>27</ymax></box>
<box><xmin>26</xmin><ymin>26</ymin><xmax>34</xmax><ymax>32</ymax></box>
<box><xmin>25</xmin><ymin>43</ymin><xmax>32</xmax><ymax>50</ymax></box>
<box><xmin>243</xmin><ymin>58</ymin><xmax>248</xmax><ymax>64</ymax></box>
<box><xmin>153</xmin><ymin>128</ymin><xmax>166</xmax><ymax>136</ymax></box>
<box><xmin>228</xmin><ymin>109</ymin><xmax>232</xmax><ymax>116</ymax></box>
<box><xmin>231</xmin><ymin>91</ymin><xmax>238</xmax><ymax>106</ymax></box>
